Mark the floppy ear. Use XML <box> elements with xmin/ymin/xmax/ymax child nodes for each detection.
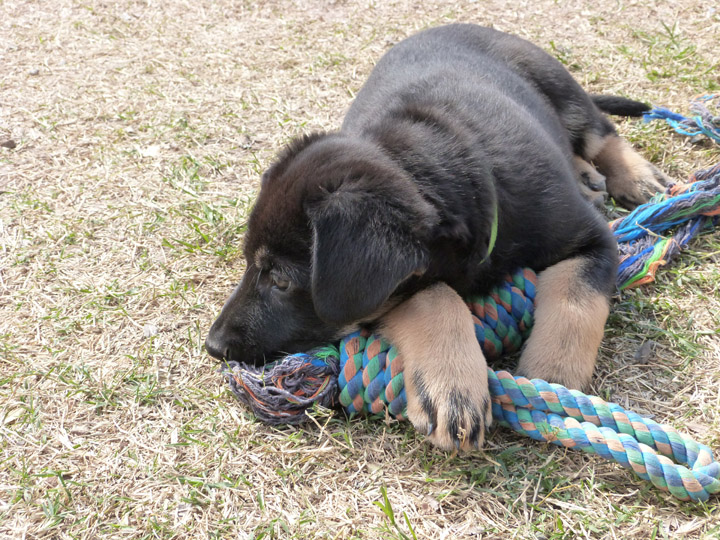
<box><xmin>308</xmin><ymin>184</ymin><xmax>436</xmax><ymax>325</ymax></box>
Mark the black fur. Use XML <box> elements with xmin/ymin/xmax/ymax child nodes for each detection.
<box><xmin>413</xmin><ymin>372</ymin><xmax>438</xmax><ymax>436</ymax></box>
<box><xmin>205</xmin><ymin>24</ymin><xmax>619</xmax><ymax>366</ymax></box>
<box><xmin>590</xmin><ymin>94</ymin><xmax>650</xmax><ymax>117</ymax></box>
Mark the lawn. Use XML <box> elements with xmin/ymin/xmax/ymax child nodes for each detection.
<box><xmin>1</xmin><ymin>0</ymin><xmax>719</xmax><ymax>538</ymax></box>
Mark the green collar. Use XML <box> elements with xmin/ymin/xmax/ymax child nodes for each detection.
<box><xmin>480</xmin><ymin>202</ymin><xmax>498</xmax><ymax>264</ymax></box>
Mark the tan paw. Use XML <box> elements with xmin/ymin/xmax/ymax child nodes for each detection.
<box><xmin>404</xmin><ymin>350</ymin><xmax>492</xmax><ymax>451</ymax></box>
<box><xmin>608</xmin><ymin>159</ymin><xmax>670</xmax><ymax>208</ymax></box>
<box><xmin>593</xmin><ymin>136</ymin><xmax>672</xmax><ymax>209</ymax></box>
<box><xmin>380</xmin><ymin>282</ymin><xmax>493</xmax><ymax>451</ymax></box>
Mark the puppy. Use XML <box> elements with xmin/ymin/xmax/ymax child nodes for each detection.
<box><xmin>205</xmin><ymin>24</ymin><xmax>667</xmax><ymax>451</ymax></box>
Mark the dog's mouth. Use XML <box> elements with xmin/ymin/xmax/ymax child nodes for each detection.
<box><xmin>205</xmin><ymin>342</ymin><xmax>263</xmax><ymax>367</ymax></box>
<box><xmin>206</xmin><ymin>338</ymin><xmax>330</xmax><ymax>368</ymax></box>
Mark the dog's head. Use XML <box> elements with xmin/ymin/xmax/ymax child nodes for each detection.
<box><xmin>205</xmin><ymin>132</ymin><xmax>438</xmax><ymax>365</ymax></box>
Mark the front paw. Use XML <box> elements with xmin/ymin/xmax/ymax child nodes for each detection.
<box><xmin>405</xmin><ymin>361</ymin><xmax>492</xmax><ymax>451</ymax></box>
<box><xmin>379</xmin><ymin>282</ymin><xmax>493</xmax><ymax>452</ymax></box>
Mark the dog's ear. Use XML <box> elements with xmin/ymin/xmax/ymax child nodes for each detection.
<box><xmin>307</xmin><ymin>179</ymin><xmax>436</xmax><ymax>325</ymax></box>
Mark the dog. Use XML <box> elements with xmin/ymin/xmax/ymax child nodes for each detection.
<box><xmin>205</xmin><ymin>24</ymin><xmax>668</xmax><ymax>451</ymax></box>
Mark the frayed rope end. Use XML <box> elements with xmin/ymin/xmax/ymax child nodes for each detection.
<box><xmin>222</xmin><ymin>347</ymin><xmax>341</xmax><ymax>425</ymax></box>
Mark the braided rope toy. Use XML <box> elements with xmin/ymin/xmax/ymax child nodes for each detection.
<box><xmin>614</xmin><ymin>162</ymin><xmax>720</xmax><ymax>288</ymax></box>
<box><xmin>226</xmin><ymin>336</ymin><xmax>720</xmax><ymax>501</ymax></box>
<box><xmin>223</xmin><ymin>159</ymin><xmax>720</xmax><ymax>501</ymax></box>
<box><xmin>643</xmin><ymin>94</ymin><xmax>720</xmax><ymax>144</ymax></box>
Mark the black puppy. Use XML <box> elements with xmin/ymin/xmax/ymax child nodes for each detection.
<box><xmin>206</xmin><ymin>24</ymin><xmax>667</xmax><ymax>451</ymax></box>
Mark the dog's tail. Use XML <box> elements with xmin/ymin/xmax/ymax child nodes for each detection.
<box><xmin>590</xmin><ymin>94</ymin><xmax>650</xmax><ymax>117</ymax></box>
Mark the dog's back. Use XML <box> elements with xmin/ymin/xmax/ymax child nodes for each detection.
<box><xmin>341</xmin><ymin>23</ymin><xmax>612</xmax><ymax>294</ymax></box>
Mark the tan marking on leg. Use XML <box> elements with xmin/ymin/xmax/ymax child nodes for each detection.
<box><xmin>582</xmin><ymin>132</ymin><xmax>607</xmax><ymax>161</ymax></box>
<box><xmin>590</xmin><ymin>135</ymin><xmax>670</xmax><ymax>208</ymax></box>
<box><xmin>381</xmin><ymin>283</ymin><xmax>491</xmax><ymax>451</ymax></box>
<box><xmin>517</xmin><ymin>258</ymin><xmax>609</xmax><ymax>390</ymax></box>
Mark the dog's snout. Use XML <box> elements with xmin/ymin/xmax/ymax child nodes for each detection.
<box><xmin>204</xmin><ymin>331</ymin><xmax>228</xmax><ymax>360</ymax></box>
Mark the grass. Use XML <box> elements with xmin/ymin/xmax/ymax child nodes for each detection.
<box><xmin>624</xmin><ymin>22</ymin><xmax>719</xmax><ymax>92</ymax></box>
<box><xmin>1</xmin><ymin>0</ymin><xmax>720</xmax><ymax>538</ymax></box>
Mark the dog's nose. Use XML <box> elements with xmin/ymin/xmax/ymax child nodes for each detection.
<box><xmin>204</xmin><ymin>333</ymin><xmax>228</xmax><ymax>360</ymax></box>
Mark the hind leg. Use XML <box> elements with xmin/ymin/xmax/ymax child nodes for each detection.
<box><xmin>516</xmin><ymin>242</ymin><xmax>616</xmax><ymax>390</ymax></box>
<box><xmin>557</xmin><ymin>107</ymin><xmax>669</xmax><ymax>209</ymax></box>
<box><xmin>584</xmin><ymin>133</ymin><xmax>671</xmax><ymax>209</ymax></box>
<box><xmin>480</xmin><ymin>28</ymin><xmax>670</xmax><ymax>208</ymax></box>
<box><xmin>531</xmin><ymin>85</ymin><xmax>669</xmax><ymax>208</ymax></box>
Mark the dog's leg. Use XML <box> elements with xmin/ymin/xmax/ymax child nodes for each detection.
<box><xmin>585</xmin><ymin>133</ymin><xmax>670</xmax><ymax>208</ymax></box>
<box><xmin>573</xmin><ymin>156</ymin><xmax>607</xmax><ymax>209</ymax></box>
<box><xmin>516</xmin><ymin>255</ymin><xmax>613</xmax><ymax>390</ymax></box>
<box><xmin>380</xmin><ymin>283</ymin><xmax>491</xmax><ymax>451</ymax></box>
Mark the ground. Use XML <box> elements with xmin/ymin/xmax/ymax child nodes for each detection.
<box><xmin>1</xmin><ymin>0</ymin><xmax>719</xmax><ymax>538</ymax></box>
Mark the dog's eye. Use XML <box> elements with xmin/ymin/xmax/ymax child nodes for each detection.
<box><xmin>271</xmin><ymin>273</ymin><xmax>291</xmax><ymax>292</ymax></box>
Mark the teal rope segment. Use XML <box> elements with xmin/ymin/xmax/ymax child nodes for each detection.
<box><xmin>643</xmin><ymin>94</ymin><xmax>720</xmax><ymax>144</ymax></box>
<box><xmin>360</xmin><ymin>352</ymin><xmax>720</xmax><ymax>502</ymax></box>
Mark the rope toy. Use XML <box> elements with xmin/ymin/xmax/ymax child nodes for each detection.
<box><xmin>226</xmin><ymin>339</ymin><xmax>720</xmax><ymax>501</ymax></box>
<box><xmin>613</xmin><ymin>162</ymin><xmax>720</xmax><ymax>288</ymax></box>
<box><xmin>222</xmin><ymin>156</ymin><xmax>720</xmax><ymax>500</ymax></box>
<box><xmin>643</xmin><ymin>94</ymin><xmax>720</xmax><ymax>144</ymax></box>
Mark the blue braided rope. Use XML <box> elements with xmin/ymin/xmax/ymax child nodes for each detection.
<box><xmin>485</xmin><ymin>371</ymin><xmax>720</xmax><ymax>501</ymax></box>
<box><xmin>613</xmin><ymin>163</ymin><xmax>720</xmax><ymax>288</ymax></box>
<box><xmin>643</xmin><ymin>94</ymin><xmax>720</xmax><ymax>144</ymax></box>
<box><xmin>333</xmin><ymin>339</ymin><xmax>720</xmax><ymax>501</ymax></box>
<box><xmin>611</xmin><ymin>173</ymin><xmax>720</xmax><ymax>243</ymax></box>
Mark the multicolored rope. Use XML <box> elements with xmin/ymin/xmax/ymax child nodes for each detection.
<box><xmin>225</xmin><ymin>268</ymin><xmax>538</xmax><ymax>422</ymax></box>
<box><xmin>225</xmin><ymin>335</ymin><xmax>720</xmax><ymax>501</ymax></box>
<box><xmin>222</xmin><ymin>160</ymin><xmax>720</xmax><ymax>501</ymax></box>
<box><xmin>489</xmin><ymin>371</ymin><xmax>720</xmax><ymax>501</ymax></box>
<box><xmin>613</xmin><ymin>163</ymin><xmax>720</xmax><ymax>288</ymax></box>
<box><xmin>643</xmin><ymin>94</ymin><xmax>720</xmax><ymax>144</ymax></box>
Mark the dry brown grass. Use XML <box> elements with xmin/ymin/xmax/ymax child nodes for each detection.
<box><xmin>1</xmin><ymin>0</ymin><xmax>719</xmax><ymax>538</ymax></box>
